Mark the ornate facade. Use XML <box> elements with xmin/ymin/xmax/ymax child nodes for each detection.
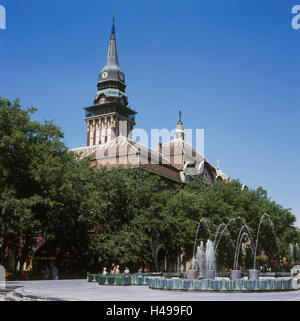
<box><xmin>69</xmin><ymin>19</ymin><xmax>231</xmax><ymax>272</ymax></box>
<box><xmin>84</xmin><ymin>18</ymin><xmax>136</xmax><ymax>147</ymax></box>
<box><xmin>71</xmin><ymin>20</ymin><xmax>229</xmax><ymax>186</ymax></box>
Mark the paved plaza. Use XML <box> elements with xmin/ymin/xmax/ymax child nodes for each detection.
<box><xmin>1</xmin><ymin>279</ymin><xmax>300</xmax><ymax>301</ymax></box>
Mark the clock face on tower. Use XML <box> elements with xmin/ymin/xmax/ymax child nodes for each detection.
<box><xmin>102</xmin><ymin>71</ymin><xmax>108</xmax><ymax>79</ymax></box>
<box><xmin>119</xmin><ymin>72</ymin><xmax>124</xmax><ymax>81</ymax></box>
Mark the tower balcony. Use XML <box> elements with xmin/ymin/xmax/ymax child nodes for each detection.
<box><xmin>84</xmin><ymin>102</ymin><xmax>137</xmax><ymax>120</ymax></box>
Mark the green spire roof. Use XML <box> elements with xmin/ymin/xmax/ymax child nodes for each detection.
<box><xmin>98</xmin><ymin>18</ymin><xmax>125</xmax><ymax>86</ymax></box>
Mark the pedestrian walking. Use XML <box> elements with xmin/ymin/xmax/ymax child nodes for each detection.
<box><xmin>50</xmin><ymin>264</ymin><xmax>59</xmax><ymax>280</ymax></box>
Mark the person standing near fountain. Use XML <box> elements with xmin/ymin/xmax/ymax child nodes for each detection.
<box><xmin>111</xmin><ymin>263</ymin><xmax>117</xmax><ymax>273</ymax></box>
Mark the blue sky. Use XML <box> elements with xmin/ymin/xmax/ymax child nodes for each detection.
<box><xmin>1</xmin><ymin>0</ymin><xmax>300</xmax><ymax>227</ymax></box>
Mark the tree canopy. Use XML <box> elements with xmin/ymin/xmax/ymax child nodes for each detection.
<box><xmin>0</xmin><ymin>97</ymin><xmax>299</xmax><ymax>273</ymax></box>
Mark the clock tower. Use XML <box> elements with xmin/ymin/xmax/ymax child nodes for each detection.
<box><xmin>84</xmin><ymin>18</ymin><xmax>137</xmax><ymax>146</ymax></box>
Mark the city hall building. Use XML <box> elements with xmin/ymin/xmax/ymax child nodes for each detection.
<box><xmin>70</xmin><ymin>19</ymin><xmax>229</xmax><ymax>185</ymax></box>
<box><xmin>69</xmin><ymin>19</ymin><xmax>229</xmax><ymax>271</ymax></box>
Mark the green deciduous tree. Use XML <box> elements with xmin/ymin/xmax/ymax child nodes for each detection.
<box><xmin>0</xmin><ymin>97</ymin><xmax>92</xmax><ymax>270</ymax></box>
<box><xmin>1</xmin><ymin>97</ymin><xmax>299</xmax><ymax>273</ymax></box>
<box><xmin>164</xmin><ymin>176</ymin><xmax>300</xmax><ymax>269</ymax></box>
<box><xmin>79</xmin><ymin>167</ymin><xmax>175</xmax><ymax>271</ymax></box>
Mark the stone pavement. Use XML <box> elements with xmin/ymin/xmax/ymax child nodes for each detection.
<box><xmin>1</xmin><ymin>279</ymin><xmax>300</xmax><ymax>301</ymax></box>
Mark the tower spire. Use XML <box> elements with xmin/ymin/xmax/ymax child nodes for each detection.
<box><xmin>96</xmin><ymin>17</ymin><xmax>126</xmax><ymax>96</ymax></box>
<box><xmin>175</xmin><ymin>110</ymin><xmax>184</xmax><ymax>140</ymax></box>
<box><xmin>111</xmin><ymin>15</ymin><xmax>115</xmax><ymax>36</ymax></box>
<box><xmin>178</xmin><ymin>110</ymin><xmax>182</xmax><ymax>124</ymax></box>
<box><xmin>105</xmin><ymin>16</ymin><xmax>119</xmax><ymax>66</ymax></box>
<box><xmin>85</xmin><ymin>18</ymin><xmax>136</xmax><ymax>147</ymax></box>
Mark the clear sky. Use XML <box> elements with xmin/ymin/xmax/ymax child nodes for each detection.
<box><xmin>1</xmin><ymin>0</ymin><xmax>300</xmax><ymax>227</ymax></box>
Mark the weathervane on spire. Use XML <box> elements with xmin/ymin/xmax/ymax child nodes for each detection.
<box><xmin>217</xmin><ymin>159</ymin><xmax>220</xmax><ymax>170</ymax></box>
<box><xmin>178</xmin><ymin>110</ymin><xmax>182</xmax><ymax>123</ymax></box>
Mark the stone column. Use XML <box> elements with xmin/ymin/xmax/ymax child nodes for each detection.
<box><xmin>98</xmin><ymin>124</ymin><xmax>102</xmax><ymax>145</ymax></box>
<box><xmin>86</xmin><ymin>121</ymin><xmax>90</xmax><ymax>146</ymax></box>
<box><xmin>111</xmin><ymin>118</ymin><xmax>116</xmax><ymax>140</ymax></box>
<box><xmin>95</xmin><ymin>120</ymin><xmax>99</xmax><ymax>145</ymax></box>
<box><xmin>104</xmin><ymin>118</ymin><xmax>108</xmax><ymax>143</ymax></box>
<box><xmin>92</xmin><ymin>120</ymin><xmax>96</xmax><ymax>146</ymax></box>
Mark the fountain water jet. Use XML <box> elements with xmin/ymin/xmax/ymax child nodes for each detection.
<box><xmin>192</xmin><ymin>241</ymin><xmax>205</xmax><ymax>276</ymax></box>
<box><xmin>253</xmin><ymin>213</ymin><xmax>281</xmax><ymax>270</ymax></box>
<box><xmin>296</xmin><ymin>243</ymin><xmax>299</xmax><ymax>264</ymax></box>
<box><xmin>289</xmin><ymin>243</ymin><xmax>294</xmax><ymax>263</ymax></box>
<box><xmin>190</xmin><ymin>240</ymin><xmax>216</xmax><ymax>279</ymax></box>
<box><xmin>192</xmin><ymin>218</ymin><xmax>211</xmax><ymax>259</ymax></box>
<box><xmin>233</xmin><ymin>225</ymin><xmax>255</xmax><ymax>270</ymax></box>
<box><xmin>214</xmin><ymin>216</ymin><xmax>247</xmax><ymax>253</ymax></box>
<box><xmin>204</xmin><ymin>240</ymin><xmax>216</xmax><ymax>280</ymax></box>
<box><xmin>205</xmin><ymin>240</ymin><xmax>216</xmax><ymax>271</ymax></box>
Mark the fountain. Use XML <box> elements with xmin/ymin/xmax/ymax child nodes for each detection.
<box><xmin>214</xmin><ymin>224</ymin><xmax>233</xmax><ymax>254</ymax></box>
<box><xmin>289</xmin><ymin>243</ymin><xmax>294</xmax><ymax>263</ymax></box>
<box><xmin>189</xmin><ymin>218</ymin><xmax>211</xmax><ymax>279</ymax></box>
<box><xmin>204</xmin><ymin>240</ymin><xmax>216</xmax><ymax>279</ymax></box>
<box><xmin>192</xmin><ymin>218</ymin><xmax>211</xmax><ymax>259</ymax></box>
<box><xmin>192</xmin><ymin>241</ymin><xmax>205</xmax><ymax>277</ymax></box>
<box><xmin>296</xmin><ymin>243</ymin><xmax>299</xmax><ymax>264</ymax></box>
<box><xmin>231</xmin><ymin>225</ymin><xmax>255</xmax><ymax>280</ymax></box>
<box><xmin>233</xmin><ymin>225</ymin><xmax>255</xmax><ymax>269</ymax></box>
<box><xmin>190</xmin><ymin>240</ymin><xmax>216</xmax><ymax>280</ymax></box>
<box><xmin>214</xmin><ymin>216</ymin><xmax>247</xmax><ymax>252</ymax></box>
<box><xmin>251</xmin><ymin>213</ymin><xmax>281</xmax><ymax>280</ymax></box>
<box><xmin>190</xmin><ymin>214</ymin><xmax>282</xmax><ymax>281</ymax></box>
<box><xmin>232</xmin><ymin>231</ymin><xmax>248</xmax><ymax>280</ymax></box>
<box><xmin>91</xmin><ymin>214</ymin><xmax>300</xmax><ymax>292</ymax></box>
<box><xmin>147</xmin><ymin>214</ymin><xmax>300</xmax><ymax>291</ymax></box>
<box><xmin>191</xmin><ymin>218</ymin><xmax>256</xmax><ymax>280</ymax></box>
